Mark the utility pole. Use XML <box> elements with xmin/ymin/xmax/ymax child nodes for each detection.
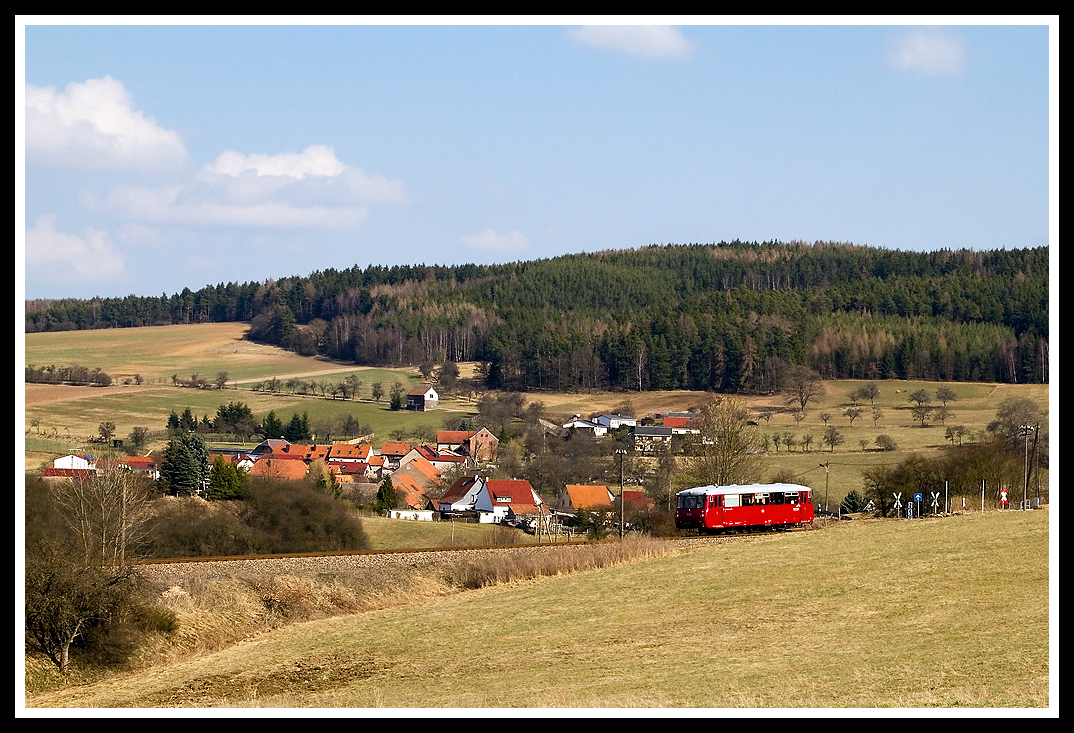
<box><xmin>616</xmin><ymin>449</ymin><xmax>627</xmax><ymax>539</ymax></box>
<box><xmin>820</xmin><ymin>462</ymin><xmax>830</xmax><ymax>514</ymax></box>
<box><xmin>1021</xmin><ymin>425</ymin><xmax>1031</xmax><ymax>511</ymax></box>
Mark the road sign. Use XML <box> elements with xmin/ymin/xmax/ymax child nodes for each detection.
<box><xmin>914</xmin><ymin>493</ymin><xmax>923</xmax><ymax>502</ymax></box>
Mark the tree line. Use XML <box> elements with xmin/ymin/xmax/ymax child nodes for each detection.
<box><xmin>26</xmin><ymin>241</ymin><xmax>1049</xmax><ymax>389</ymax></box>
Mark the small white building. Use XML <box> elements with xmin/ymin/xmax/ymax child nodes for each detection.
<box><xmin>561</xmin><ymin>415</ymin><xmax>608</xmax><ymax>437</ymax></box>
<box><xmin>53</xmin><ymin>454</ymin><xmax>95</xmax><ymax>470</ymax></box>
<box><xmin>594</xmin><ymin>414</ymin><xmax>637</xmax><ymax>430</ymax></box>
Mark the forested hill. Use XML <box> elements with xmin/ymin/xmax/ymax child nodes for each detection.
<box><xmin>25</xmin><ymin>241</ymin><xmax>1049</xmax><ymax>391</ymax></box>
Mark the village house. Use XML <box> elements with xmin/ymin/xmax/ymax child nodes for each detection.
<box><xmin>561</xmin><ymin>415</ymin><xmax>608</xmax><ymax>438</ymax></box>
<box><xmin>435</xmin><ymin>428</ymin><xmax>499</xmax><ymax>462</ymax></box>
<box><xmin>663</xmin><ymin>413</ymin><xmax>701</xmax><ymax>435</ymax></box>
<box><xmin>406</xmin><ymin>386</ymin><xmax>439</xmax><ymax>411</ymax></box>
<box><xmin>249</xmin><ymin>455</ymin><xmax>309</xmax><ymax>481</ymax></box>
<box><xmin>594</xmin><ymin>414</ymin><xmax>637</xmax><ymax>430</ymax></box>
<box><xmin>326</xmin><ymin>442</ymin><xmax>373</xmax><ymax>464</ymax></box>
<box><xmin>379</xmin><ymin>441</ymin><xmax>417</xmax><ymax>470</ymax></box>
<box><xmin>436</xmin><ymin>476</ymin><xmax>547</xmax><ymax>525</ymax></box>
<box><xmin>630</xmin><ymin>426</ymin><xmax>674</xmax><ymax>453</ymax></box>
<box><xmin>387</xmin><ymin>473</ymin><xmax>430</xmax><ymax>511</ymax></box>
<box><xmin>559</xmin><ymin>484</ymin><xmax>615</xmax><ymax>514</ymax></box>
<box><xmin>623</xmin><ymin>489</ymin><xmax>656</xmax><ymax>512</ymax></box>
<box><xmin>52</xmin><ymin>453</ymin><xmax>95</xmax><ymax>470</ymax></box>
<box><xmin>393</xmin><ymin>451</ymin><xmax>445</xmax><ymax>493</ymax></box>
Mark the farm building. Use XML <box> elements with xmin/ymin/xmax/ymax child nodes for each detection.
<box><xmin>406</xmin><ymin>386</ymin><xmax>439</xmax><ymax>411</ymax></box>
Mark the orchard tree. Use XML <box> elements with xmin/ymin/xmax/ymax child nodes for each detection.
<box><xmin>98</xmin><ymin>421</ymin><xmax>117</xmax><ymax>443</ymax></box>
<box><xmin>935</xmin><ymin>386</ymin><xmax>957</xmax><ymax>407</ymax></box>
<box><xmin>823</xmin><ymin>426</ymin><xmax>844</xmax><ymax>453</ymax></box>
<box><xmin>875</xmin><ymin>435</ymin><xmax>898</xmax><ymax>452</ymax></box>
<box><xmin>371</xmin><ymin>382</ymin><xmax>385</xmax><ymax>403</ymax></box>
<box><xmin>908</xmin><ymin>389</ymin><xmax>932</xmax><ymax>408</ymax></box>
<box><xmin>910</xmin><ymin>405</ymin><xmax>933</xmax><ymax>427</ymax></box>
<box><xmin>843</xmin><ymin>407</ymin><xmax>862</xmax><ymax>426</ymax></box>
<box><xmin>127</xmin><ymin>426</ymin><xmax>150</xmax><ymax>451</ymax></box>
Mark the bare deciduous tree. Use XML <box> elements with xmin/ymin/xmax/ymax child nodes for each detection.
<box><xmin>50</xmin><ymin>466</ymin><xmax>152</xmax><ymax>568</ymax></box>
<box><xmin>683</xmin><ymin>397</ymin><xmax>765</xmax><ymax>487</ymax></box>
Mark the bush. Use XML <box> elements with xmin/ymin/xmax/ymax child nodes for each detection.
<box><xmin>24</xmin><ymin>539</ymin><xmax>169</xmax><ymax>676</ymax></box>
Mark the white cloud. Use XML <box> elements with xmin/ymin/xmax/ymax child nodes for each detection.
<box><xmin>25</xmin><ymin>215</ymin><xmax>125</xmax><ymax>282</ymax></box>
<box><xmin>566</xmin><ymin>25</ymin><xmax>698</xmax><ymax>59</ymax></box>
<box><xmin>92</xmin><ymin>145</ymin><xmax>405</xmax><ymax>230</ymax></box>
<box><xmin>888</xmin><ymin>29</ymin><xmax>966</xmax><ymax>75</ymax></box>
<box><xmin>25</xmin><ymin>76</ymin><xmax>189</xmax><ymax>171</ymax></box>
<box><xmin>203</xmin><ymin>145</ymin><xmax>347</xmax><ymax>179</ymax></box>
<box><xmin>460</xmin><ymin>229</ymin><xmax>530</xmax><ymax>253</ymax></box>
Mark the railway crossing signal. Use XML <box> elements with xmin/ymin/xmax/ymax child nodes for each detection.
<box><xmin>893</xmin><ymin>493</ymin><xmax>902</xmax><ymax>516</ymax></box>
<box><xmin>931</xmin><ymin>492</ymin><xmax>940</xmax><ymax>513</ymax></box>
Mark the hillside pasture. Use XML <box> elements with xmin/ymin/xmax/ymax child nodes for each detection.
<box><xmin>23</xmin><ymin>324</ymin><xmax>1049</xmax><ymax>510</ymax></box>
<box><xmin>25</xmin><ymin>509</ymin><xmax>1050</xmax><ymax>709</ymax></box>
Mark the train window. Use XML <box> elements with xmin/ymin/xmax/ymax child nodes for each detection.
<box><xmin>786</xmin><ymin>493</ymin><xmax>799</xmax><ymax>505</ymax></box>
<box><xmin>724</xmin><ymin>494</ymin><xmax>740</xmax><ymax>508</ymax></box>
<box><xmin>755</xmin><ymin>493</ymin><xmax>768</xmax><ymax>505</ymax></box>
<box><xmin>770</xmin><ymin>492</ymin><xmax>784</xmax><ymax>505</ymax></box>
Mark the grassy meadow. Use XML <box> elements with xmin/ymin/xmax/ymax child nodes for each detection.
<box><xmin>22</xmin><ymin>323</ymin><xmax>1050</xmax><ymax>508</ymax></box>
<box><xmin>24</xmin><ymin>508</ymin><xmax>1051</xmax><ymax>709</ymax></box>
<box><xmin>358</xmin><ymin>514</ymin><xmax>551</xmax><ymax>549</ymax></box>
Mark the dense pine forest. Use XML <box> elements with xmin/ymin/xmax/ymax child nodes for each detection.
<box><xmin>25</xmin><ymin>241</ymin><xmax>1049</xmax><ymax>392</ymax></box>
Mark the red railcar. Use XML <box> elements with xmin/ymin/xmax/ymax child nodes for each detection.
<box><xmin>675</xmin><ymin>483</ymin><xmax>815</xmax><ymax>533</ymax></box>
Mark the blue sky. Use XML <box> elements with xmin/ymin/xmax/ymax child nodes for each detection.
<box><xmin>17</xmin><ymin>19</ymin><xmax>1056</xmax><ymax>301</ymax></box>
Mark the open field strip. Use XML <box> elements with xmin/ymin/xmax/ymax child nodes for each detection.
<box><xmin>25</xmin><ymin>509</ymin><xmax>1050</xmax><ymax>709</ymax></box>
<box><xmin>22</xmin><ymin>323</ymin><xmax>1050</xmax><ymax>506</ymax></box>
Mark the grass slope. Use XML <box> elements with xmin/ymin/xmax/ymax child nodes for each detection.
<box><xmin>26</xmin><ymin>509</ymin><xmax>1050</xmax><ymax>709</ymax></box>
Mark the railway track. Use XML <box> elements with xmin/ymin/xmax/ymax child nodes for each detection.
<box><xmin>135</xmin><ymin>524</ymin><xmax>817</xmax><ymax>580</ymax></box>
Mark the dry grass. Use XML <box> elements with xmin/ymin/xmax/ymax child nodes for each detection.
<box><xmin>24</xmin><ymin>509</ymin><xmax>1050</xmax><ymax>710</ymax></box>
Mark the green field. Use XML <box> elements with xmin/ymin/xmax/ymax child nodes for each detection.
<box><xmin>24</xmin><ymin>508</ymin><xmax>1052</xmax><ymax>709</ymax></box>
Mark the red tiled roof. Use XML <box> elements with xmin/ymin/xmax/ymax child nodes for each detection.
<box><xmin>42</xmin><ymin>467</ymin><xmax>94</xmax><ymax>479</ymax></box>
<box><xmin>380</xmin><ymin>441</ymin><xmax>416</xmax><ymax>457</ymax></box>
<box><xmin>487</xmin><ymin>479</ymin><xmax>539</xmax><ymax>506</ymax></box>
<box><xmin>250</xmin><ymin>457</ymin><xmax>309</xmax><ymax>480</ymax></box>
<box><xmin>663</xmin><ymin>416</ymin><xmax>700</xmax><ymax>428</ymax></box>
<box><xmin>389</xmin><ymin>474</ymin><xmax>427</xmax><ymax>509</ymax></box>
<box><xmin>437</xmin><ymin>430</ymin><xmax>476</xmax><ymax>445</ymax></box>
<box><xmin>565</xmin><ymin>484</ymin><xmax>613</xmax><ymax>510</ymax></box>
<box><xmin>623</xmin><ymin>490</ymin><xmax>656</xmax><ymax>510</ymax></box>
<box><xmin>328</xmin><ymin>443</ymin><xmax>372</xmax><ymax>461</ymax></box>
